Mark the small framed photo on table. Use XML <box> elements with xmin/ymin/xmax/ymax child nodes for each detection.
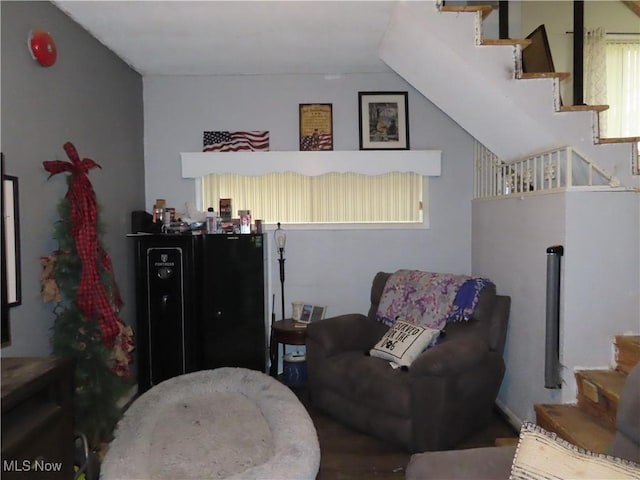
<box><xmin>358</xmin><ymin>91</ymin><xmax>409</xmax><ymax>150</ymax></box>
<box><xmin>298</xmin><ymin>304</ymin><xmax>327</xmax><ymax>324</ymax></box>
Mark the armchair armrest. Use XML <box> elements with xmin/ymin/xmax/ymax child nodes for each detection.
<box><xmin>409</xmin><ymin>336</ymin><xmax>489</xmax><ymax>377</ymax></box>
<box><xmin>306</xmin><ymin>314</ymin><xmax>387</xmax><ymax>357</ymax></box>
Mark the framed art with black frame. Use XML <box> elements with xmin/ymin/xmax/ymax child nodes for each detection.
<box><xmin>358</xmin><ymin>91</ymin><xmax>409</xmax><ymax>150</ymax></box>
<box><xmin>3</xmin><ymin>166</ymin><xmax>21</xmax><ymax>309</ymax></box>
<box><xmin>1</xmin><ymin>153</ymin><xmax>7</xmax><ymax>345</ymax></box>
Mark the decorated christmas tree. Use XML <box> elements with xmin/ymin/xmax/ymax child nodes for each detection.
<box><xmin>41</xmin><ymin>142</ymin><xmax>134</xmax><ymax>449</ymax></box>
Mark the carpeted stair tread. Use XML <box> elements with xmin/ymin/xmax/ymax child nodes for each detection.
<box><xmin>559</xmin><ymin>105</ymin><xmax>609</xmax><ymax>112</ymax></box>
<box><xmin>481</xmin><ymin>38</ymin><xmax>532</xmax><ymax>48</ymax></box>
<box><xmin>615</xmin><ymin>335</ymin><xmax>640</xmax><ymax>375</ymax></box>
<box><xmin>520</xmin><ymin>71</ymin><xmax>571</xmax><ymax>80</ymax></box>
<box><xmin>534</xmin><ymin>403</ymin><xmax>614</xmax><ymax>454</ymax></box>
<box><xmin>440</xmin><ymin>4</ymin><xmax>494</xmax><ymax>19</ymax></box>
<box><xmin>575</xmin><ymin>369</ymin><xmax>626</xmax><ymax>429</ymax></box>
<box><xmin>597</xmin><ymin>136</ymin><xmax>640</xmax><ymax>144</ymax></box>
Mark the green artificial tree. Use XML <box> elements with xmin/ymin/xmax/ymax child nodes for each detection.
<box><xmin>41</xmin><ymin>142</ymin><xmax>134</xmax><ymax>449</ymax></box>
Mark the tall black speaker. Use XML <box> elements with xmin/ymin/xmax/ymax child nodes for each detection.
<box><xmin>134</xmin><ymin>235</ymin><xmax>202</xmax><ymax>392</ymax></box>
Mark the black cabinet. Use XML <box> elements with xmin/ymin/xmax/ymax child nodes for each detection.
<box><xmin>133</xmin><ymin>234</ymin><xmax>266</xmax><ymax>392</ymax></box>
<box><xmin>201</xmin><ymin>234</ymin><xmax>266</xmax><ymax>372</ymax></box>
<box><xmin>134</xmin><ymin>235</ymin><xmax>202</xmax><ymax>391</ymax></box>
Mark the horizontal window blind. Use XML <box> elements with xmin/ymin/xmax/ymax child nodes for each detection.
<box><xmin>202</xmin><ymin>172</ymin><xmax>423</xmax><ymax>224</ymax></box>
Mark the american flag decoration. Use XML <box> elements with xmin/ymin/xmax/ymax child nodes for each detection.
<box><xmin>300</xmin><ymin>131</ymin><xmax>333</xmax><ymax>151</ymax></box>
<box><xmin>203</xmin><ymin>131</ymin><xmax>269</xmax><ymax>152</ymax></box>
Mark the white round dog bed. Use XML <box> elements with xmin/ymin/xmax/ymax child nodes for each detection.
<box><xmin>101</xmin><ymin>368</ymin><xmax>320</xmax><ymax>480</ymax></box>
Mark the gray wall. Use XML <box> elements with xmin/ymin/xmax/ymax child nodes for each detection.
<box><xmin>143</xmin><ymin>73</ymin><xmax>477</xmax><ymax>320</ymax></box>
<box><xmin>1</xmin><ymin>1</ymin><xmax>144</xmax><ymax>356</ymax></box>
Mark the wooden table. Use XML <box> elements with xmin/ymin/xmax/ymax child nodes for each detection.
<box><xmin>269</xmin><ymin>319</ymin><xmax>308</xmax><ymax>378</ymax></box>
<box><xmin>1</xmin><ymin>357</ymin><xmax>75</xmax><ymax>480</ymax></box>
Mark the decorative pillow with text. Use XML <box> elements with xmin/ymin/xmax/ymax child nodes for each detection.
<box><xmin>369</xmin><ymin>320</ymin><xmax>440</xmax><ymax>368</ymax></box>
<box><xmin>510</xmin><ymin>422</ymin><xmax>640</xmax><ymax>480</ymax></box>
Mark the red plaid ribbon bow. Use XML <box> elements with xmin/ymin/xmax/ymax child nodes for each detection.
<box><xmin>44</xmin><ymin>142</ymin><xmax>132</xmax><ymax>374</ymax></box>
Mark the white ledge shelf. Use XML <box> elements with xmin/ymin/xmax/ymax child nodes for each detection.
<box><xmin>181</xmin><ymin>150</ymin><xmax>442</xmax><ymax>178</ymax></box>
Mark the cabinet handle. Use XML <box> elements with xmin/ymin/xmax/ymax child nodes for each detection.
<box><xmin>161</xmin><ymin>294</ymin><xmax>168</xmax><ymax>312</ymax></box>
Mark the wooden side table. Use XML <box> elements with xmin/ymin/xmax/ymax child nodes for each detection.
<box><xmin>269</xmin><ymin>319</ymin><xmax>308</xmax><ymax>378</ymax></box>
<box><xmin>1</xmin><ymin>357</ymin><xmax>75</xmax><ymax>480</ymax></box>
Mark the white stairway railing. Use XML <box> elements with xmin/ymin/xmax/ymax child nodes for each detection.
<box><xmin>474</xmin><ymin>143</ymin><xmax>621</xmax><ymax>199</ymax></box>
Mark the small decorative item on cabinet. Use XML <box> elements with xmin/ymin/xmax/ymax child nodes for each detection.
<box><xmin>219</xmin><ymin>198</ymin><xmax>232</xmax><ymax>221</ymax></box>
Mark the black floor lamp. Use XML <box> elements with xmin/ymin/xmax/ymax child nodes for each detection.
<box><xmin>274</xmin><ymin>222</ymin><xmax>286</xmax><ymax>321</ymax></box>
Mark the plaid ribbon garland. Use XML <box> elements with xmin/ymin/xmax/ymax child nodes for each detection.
<box><xmin>44</xmin><ymin>142</ymin><xmax>132</xmax><ymax>374</ymax></box>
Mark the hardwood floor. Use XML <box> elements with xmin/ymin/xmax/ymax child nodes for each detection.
<box><xmin>298</xmin><ymin>392</ymin><xmax>518</xmax><ymax>480</ymax></box>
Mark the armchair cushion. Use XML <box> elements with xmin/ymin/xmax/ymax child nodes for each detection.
<box><xmin>511</xmin><ymin>422</ymin><xmax>640</xmax><ymax>480</ymax></box>
<box><xmin>409</xmin><ymin>334</ymin><xmax>490</xmax><ymax>377</ymax></box>
<box><xmin>307</xmin><ymin>314</ymin><xmax>387</xmax><ymax>357</ymax></box>
<box><xmin>369</xmin><ymin>321</ymin><xmax>441</xmax><ymax>368</ymax></box>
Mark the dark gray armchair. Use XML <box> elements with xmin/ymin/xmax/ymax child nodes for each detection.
<box><xmin>306</xmin><ymin>271</ymin><xmax>511</xmax><ymax>453</ymax></box>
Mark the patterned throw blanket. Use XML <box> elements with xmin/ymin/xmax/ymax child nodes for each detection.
<box><xmin>375</xmin><ymin>270</ymin><xmax>490</xmax><ymax>329</ymax></box>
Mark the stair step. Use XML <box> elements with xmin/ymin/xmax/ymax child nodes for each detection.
<box><xmin>559</xmin><ymin>104</ymin><xmax>609</xmax><ymax>113</ymax></box>
<box><xmin>597</xmin><ymin>136</ymin><xmax>640</xmax><ymax>144</ymax></box>
<box><xmin>575</xmin><ymin>369</ymin><xmax>626</xmax><ymax>429</ymax></box>
<box><xmin>481</xmin><ymin>38</ymin><xmax>533</xmax><ymax>48</ymax></box>
<box><xmin>520</xmin><ymin>71</ymin><xmax>571</xmax><ymax>81</ymax></box>
<box><xmin>534</xmin><ymin>403</ymin><xmax>615</xmax><ymax>454</ymax></box>
<box><xmin>615</xmin><ymin>335</ymin><xmax>640</xmax><ymax>374</ymax></box>
<box><xmin>441</xmin><ymin>5</ymin><xmax>494</xmax><ymax>19</ymax></box>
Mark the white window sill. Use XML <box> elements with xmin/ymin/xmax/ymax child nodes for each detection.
<box><xmin>261</xmin><ymin>221</ymin><xmax>429</xmax><ymax>232</ymax></box>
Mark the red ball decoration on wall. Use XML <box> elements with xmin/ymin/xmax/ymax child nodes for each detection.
<box><xmin>28</xmin><ymin>29</ymin><xmax>57</xmax><ymax>67</ymax></box>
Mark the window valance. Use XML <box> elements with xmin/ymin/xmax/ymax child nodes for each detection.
<box><xmin>180</xmin><ymin>150</ymin><xmax>442</xmax><ymax>178</ymax></box>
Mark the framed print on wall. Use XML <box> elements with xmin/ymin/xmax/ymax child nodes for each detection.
<box><xmin>299</xmin><ymin>103</ymin><xmax>333</xmax><ymax>151</ymax></box>
<box><xmin>3</xmin><ymin>171</ymin><xmax>21</xmax><ymax>307</ymax></box>
<box><xmin>1</xmin><ymin>153</ymin><xmax>8</xmax><ymax>345</ymax></box>
<box><xmin>358</xmin><ymin>91</ymin><xmax>409</xmax><ymax>150</ymax></box>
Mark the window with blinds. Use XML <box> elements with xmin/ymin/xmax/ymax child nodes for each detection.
<box><xmin>201</xmin><ymin>172</ymin><xmax>424</xmax><ymax>224</ymax></box>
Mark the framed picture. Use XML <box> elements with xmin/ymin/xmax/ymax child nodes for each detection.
<box><xmin>299</xmin><ymin>104</ymin><xmax>333</xmax><ymax>151</ymax></box>
<box><xmin>3</xmin><ymin>170</ymin><xmax>21</xmax><ymax>307</ymax></box>
<box><xmin>298</xmin><ymin>304</ymin><xmax>327</xmax><ymax>324</ymax></box>
<box><xmin>358</xmin><ymin>91</ymin><xmax>409</xmax><ymax>150</ymax></box>
<box><xmin>1</xmin><ymin>153</ymin><xmax>8</xmax><ymax>345</ymax></box>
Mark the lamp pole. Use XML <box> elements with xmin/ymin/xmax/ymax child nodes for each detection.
<box><xmin>274</xmin><ymin>222</ymin><xmax>286</xmax><ymax>321</ymax></box>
